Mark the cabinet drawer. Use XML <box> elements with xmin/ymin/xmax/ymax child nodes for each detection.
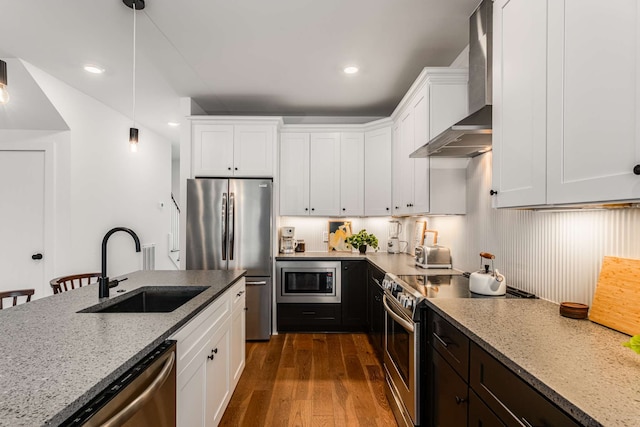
<box><xmin>468</xmin><ymin>389</ymin><xmax>505</xmax><ymax>427</ymax></box>
<box><xmin>277</xmin><ymin>303</ymin><xmax>341</xmax><ymax>331</ymax></box>
<box><xmin>368</xmin><ymin>264</ymin><xmax>385</xmax><ymax>286</ymax></box>
<box><xmin>429</xmin><ymin>311</ymin><xmax>470</xmax><ymax>381</ymax></box>
<box><xmin>431</xmin><ymin>350</ymin><xmax>468</xmax><ymax>427</ymax></box>
<box><xmin>229</xmin><ymin>279</ymin><xmax>246</xmax><ymax>312</ymax></box>
<box><xmin>172</xmin><ymin>293</ymin><xmax>230</xmax><ymax>373</ymax></box>
<box><xmin>470</xmin><ymin>343</ymin><xmax>580</xmax><ymax>427</ymax></box>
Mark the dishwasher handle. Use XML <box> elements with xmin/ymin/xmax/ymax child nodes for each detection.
<box><xmin>102</xmin><ymin>351</ymin><xmax>176</xmax><ymax>427</ymax></box>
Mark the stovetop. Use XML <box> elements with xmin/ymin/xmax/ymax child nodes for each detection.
<box><xmin>382</xmin><ymin>272</ymin><xmax>537</xmax><ymax>320</ymax></box>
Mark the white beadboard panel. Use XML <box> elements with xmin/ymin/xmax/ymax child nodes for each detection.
<box><xmin>279</xmin><ymin>217</ymin><xmax>392</xmax><ymax>253</ymax></box>
<box><xmin>427</xmin><ymin>153</ymin><xmax>640</xmax><ymax>306</ymax></box>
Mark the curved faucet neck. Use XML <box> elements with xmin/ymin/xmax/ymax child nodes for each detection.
<box><xmin>99</xmin><ymin>227</ymin><xmax>142</xmax><ymax>298</ymax></box>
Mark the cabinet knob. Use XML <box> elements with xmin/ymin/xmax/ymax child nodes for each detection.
<box><xmin>305</xmin><ymin>208</ymin><xmax>308</xmax><ymax>211</ymax></box>
<box><xmin>235</xmin><ymin>167</ymin><xmax>238</xmax><ymax>171</ymax></box>
<box><xmin>634</xmin><ymin>165</ymin><xmax>640</xmax><ymax>175</ymax></box>
<box><xmin>311</xmin><ymin>208</ymin><xmax>315</xmax><ymax>211</ymax></box>
<box><xmin>386</xmin><ymin>207</ymin><xmax>389</xmax><ymax>211</ymax></box>
<box><xmin>342</xmin><ymin>208</ymin><xmax>346</xmax><ymax>211</ymax></box>
<box><xmin>395</xmin><ymin>206</ymin><xmax>399</xmax><ymax>210</ymax></box>
<box><xmin>455</xmin><ymin>396</ymin><xmax>466</xmax><ymax>405</ymax></box>
<box><xmin>490</xmin><ymin>189</ymin><xmax>498</xmax><ymax>196</ymax></box>
<box><xmin>228</xmin><ymin>167</ymin><xmax>232</xmax><ymax>171</ymax></box>
<box><xmin>213</xmin><ymin>348</ymin><xmax>218</xmax><ymax>354</ymax></box>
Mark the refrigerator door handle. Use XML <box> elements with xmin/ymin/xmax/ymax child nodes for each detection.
<box><xmin>222</xmin><ymin>192</ymin><xmax>228</xmax><ymax>261</ymax></box>
<box><xmin>229</xmin><ymin>192</ymin><xmax>235</xmax><ymax>260</ymax></box>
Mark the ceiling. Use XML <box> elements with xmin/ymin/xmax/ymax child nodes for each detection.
<box><xmin>1</xmin><ymin>0</ymin><xmax>479</xmax><ymax>151</ymax></box>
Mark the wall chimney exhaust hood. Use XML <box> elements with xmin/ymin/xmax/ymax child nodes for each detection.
<box><xmin>411</xmin><ymin>0</ymin><xmax>493</xmax><ymax>158</ymax></box>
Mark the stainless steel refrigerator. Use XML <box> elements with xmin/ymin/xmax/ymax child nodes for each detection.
<box><xmin>186</xmin><ymin>178</ymin><xmax>272</xmax><ymax>340</ymax></box>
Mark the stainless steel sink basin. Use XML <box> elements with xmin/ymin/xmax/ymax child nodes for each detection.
<box><xmin>79</xmin><ymin>286</ymin><xmax>208</xmax><ymax>313</ymax></box>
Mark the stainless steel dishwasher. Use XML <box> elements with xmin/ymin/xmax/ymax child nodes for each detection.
<box><xmin>64</xmin><ymin>340</ymin><xmax>176</xmax><ymax>427</ymax></box>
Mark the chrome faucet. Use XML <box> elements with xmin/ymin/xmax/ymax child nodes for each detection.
<box><xmin>98</xmin><ymin>227</ymin><xmax>141</xmax><ymax>298</ymax></box>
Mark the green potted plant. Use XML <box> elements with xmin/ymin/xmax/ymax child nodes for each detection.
<box><xmin>346</xmin><ymin>229</ymin><xmax>379</xmax><ymax>254</ymax></box>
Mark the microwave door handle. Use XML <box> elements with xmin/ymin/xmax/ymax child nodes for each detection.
<box><xmin>382</xmin><ymin>295</ymin><xmax>414</xmax><ymax>333</ymax></box>
<box><xmin>222</xmin><ymin>193</ymin><xmax>227</xmax><ymax>261</ymax></box>
<box><xmin>229</xmin><ymin>192</ymin><xmax>235</xmax><ymax>260</ymax></box>
<box><xmin>102</xmin><ymin>351</ymin><xmax>175</xmax><ymax>427</ymax></box>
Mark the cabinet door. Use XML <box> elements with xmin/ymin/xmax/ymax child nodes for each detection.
<box><xmin>206</xmin><ymin>319</ymin><xmax>231</xmax><ymax>427</ymax></box>
<box><xmin>280</xmin><ymin>133</ymin><xmax>310</xmax><ymax>215</ymax></box>
<box><xmin>412</xmin><ymin>87</ymin><xmax>430</xmax><ymax>214</ymax></box>
<box><xmin>547</xmin><ymin>0</ymin><xmax>640</xmax><ymax>204</ymax></box>
<box><xmin>431</xmin><ymin>351</ymin><xmax>468</xmax><ymax>427</ymax></box>
<box><xmin>492</xmin><ymin>0</ymin><xmax>548</xmax><ymax>207</ymax></box>
<box><xmin>392</xmin><ymin>122</ymin><xmax>404</xmax><ymax>215</ymax></box>
<box><xmin>394</xmin><ymin>110</ymin><xmax>414</xmax><ymax>215</ymax></box>
<box><xmin>309</xmin><ymin>133</ymin><xmax>341</xmax><ymax>216</ymax></box>
<box><xmin>176</xmin><ymin>338</ymin><xmax>210</xmax><ymax>427</ymax></box>
<box><xmin>192</xmin><ymin>124</ymin><xmax>234</xmax><ymax>177</ymax></box>
<box><xmin>230</xmin><ymin>293</ymin><xmax>246</xmax><ymax>389</ymax></box>
<box><xmin>341</xmin><ymin>261</ymin><xmax>367</xmax><ymax>330</ymax></box>
<box><xmin>233</xmin><ymin>125</ymin><xmax>274</xmax><ymax>177</ymax></box>
<box><xmin>364</xmin><ymin>127</ymin><xmax>392</xmax><ymax>216</ymax></box>
<box><xmin>340</xmin><ymin>132</ymin><xmax>365</xmax><ymax>216</ymax></box>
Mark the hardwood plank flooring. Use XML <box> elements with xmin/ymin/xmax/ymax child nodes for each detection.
<box><xmin>220</xmin><ymin>333</ymin><xmax>398</xmax><ymax>427</ymax></box>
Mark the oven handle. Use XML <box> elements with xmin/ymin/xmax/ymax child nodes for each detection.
<box><xmin>383</xmin><ymin>295</ymin><xmax>414</xmax><ymax>333</ymax></box>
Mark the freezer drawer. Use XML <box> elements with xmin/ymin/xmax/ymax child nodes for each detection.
<box><xmin>245</xmin><ymin>277</ymin><xmax>272</xmax><ymax>340</ymax></box>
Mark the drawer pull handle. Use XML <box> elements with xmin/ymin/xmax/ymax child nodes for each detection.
<box><xmin>236</xmin><ymin>290</ymin><xmax>245</xmax><ymax>297</ymax></box>
<box><xmin>455</xmin><ymin>396</ymin><xmax>466</xmax><ymax>405</ymax></box>
<box><xmin>433</xmin><ymin>333</ymin><xmax>450</xmax><ymax>348</ymax></box>
<box><xmin>302</xmin><ymin>311</ymin><xmax>316</xmax><ymax>315</ymax></box>
<box><xmin>521</xmin><ymin>418</ymin><xmax>537</xmax><ymax>427</ymax></box>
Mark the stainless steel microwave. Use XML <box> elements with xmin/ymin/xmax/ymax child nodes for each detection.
<box><xmin>276</xmin><ymin>261</ymin><xmax>341</xmax><ymax>303</ymax></box>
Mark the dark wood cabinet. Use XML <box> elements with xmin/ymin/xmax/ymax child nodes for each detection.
<box><xmin>427</xmin><ymin>309</ymin><xmax>581</xmax><ymax>427</ymax></box>
<box><xmin>367</xmin><ymin>264</ymin><xmax>385</xmax><ymax>358</ymax></box>
<box><xmin>277</xmin><ymin>303</ymin><xmax>341</xmax><ymax>331</ymax></box>
<box><xmin>341</xmin><ymin>260</ymin><xmax>367</xmax><ymax>331</ymax></box>
<box><xmin>431</xmin><ymin>350</ymin><xmax>468</xmax><ymax>427</ymax></box>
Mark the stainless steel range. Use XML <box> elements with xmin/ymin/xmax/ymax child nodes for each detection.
<box><xmin>381</xmin><ymin>272</ymin><xmax>535</xmax><ymax>427</ymax></box>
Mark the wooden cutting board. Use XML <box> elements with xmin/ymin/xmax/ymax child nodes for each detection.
<box><xmin>589</xmin><ymin>256</ymin><xmax>640</xmax><ymax>336</ymax></box>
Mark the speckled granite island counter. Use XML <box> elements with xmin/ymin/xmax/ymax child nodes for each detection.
<box><xmin>428</xmin><ymin>298</ymin><xmax>640</xmax><ymax>427</ymax></box>
<box><xmin>0</xmin><ymin>270</ymin><xmax>245</xmax><ymax>427</ymax></box>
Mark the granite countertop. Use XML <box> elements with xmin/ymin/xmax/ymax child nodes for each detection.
<box><xmin>0</xmin><ymin>270</ymin><xmax>245</xmax><ymax>427</ymax></box>
<box><xmin>428</xmin><ymin>298</ymin><xmax>640</xmax><ymax>427</ymax></box>
<box><xmin>276</xmin><ymin>251</ymin><xmax>463</xmax><ymax>276</ymax></box>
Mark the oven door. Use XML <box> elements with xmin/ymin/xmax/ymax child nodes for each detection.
<box><xmin>383</xmin><ymin>294</ymin><xmax>419</xmax><ymax>426</ymax></box>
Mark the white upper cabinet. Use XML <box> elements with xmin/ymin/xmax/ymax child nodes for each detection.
<box><xmin>365</xmin><ymin>127</ymin><xmax>392</xmax><ymax>216</ymax></box>
<box><xmin>191</xmin><ymin>119</ymin><xmax>277</xmax><ymax>178</ymax></box>
<box><xmin>340</xmin><ymin>132</ymin><xmax>365</xmax><ymax>216</ymax></box>
<box><xmin>279</xmin><ymin>133</ymin><xmax>310</xmax><ymax>216</ymax></box>
<box><xmin>309</xmin><ymin>133</ymin><xmax>341</xmax><ymax>216</ymax></box>
<box><xmin>546</xmin><ymin>0</ymin><xmax>640</xmax><ymax>204</ymax></box>
<box><xmin>391</xmin><ymin>68</ymin><xmax>468</xmax><ymax>215</ymax></box>
<box><xmin>192</xmin><ymin>124</ymin><xmax>235</xmax><ymax>177</ymax></box>
<box><xmin>233</xmin><ymin>125</ymin><xmax>274</xmax><ymax>177</ymax></box>
<box><xmin>493</xmin><ymin>0</ymin><xmax>640</xmax><ymax>207</ymax></box>
<box><xmin>492</xmin><ymin>0</ymin><xmax>548</xmax><ymax>208</ymax></box>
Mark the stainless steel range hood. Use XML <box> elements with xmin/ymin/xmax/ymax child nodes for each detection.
<box><xmin>411</xmin><ymin>0</ymin><xmax>493</xmax><ymax>158</ymax></box>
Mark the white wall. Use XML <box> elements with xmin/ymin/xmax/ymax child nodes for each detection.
<box><xmin>25</xmin><ymin>62</ymin><xmax>175</xmax><ymax>280</ymax></box>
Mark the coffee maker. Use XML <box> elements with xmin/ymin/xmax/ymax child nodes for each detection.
<box><xmin>279</xmin><ymin>226</ymin><xmax>298</xmax><ymax>254</ymax></box>
<box><xmin>387</xmin><ymin>220</ymin><xmax>402</xmax><ymax>253</ymax></box>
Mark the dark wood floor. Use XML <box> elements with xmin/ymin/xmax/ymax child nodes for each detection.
<box><xmin>220</xmin><ymin>333</ymin><xmax>398</xmax><ymax>427</ymax></box>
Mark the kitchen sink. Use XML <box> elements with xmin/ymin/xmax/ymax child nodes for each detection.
<box><xmin>80</xmin><ymin>286</ymin><xmax>208</xmax><ymax>313</ymax></box>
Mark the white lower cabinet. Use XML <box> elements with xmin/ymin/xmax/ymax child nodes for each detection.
<box><xmin>172</xmin><ymin>279</ymin><xmax>246</xmax><ymax>427</ymax></box>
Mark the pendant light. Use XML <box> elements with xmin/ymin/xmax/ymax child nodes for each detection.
<box><xmin>0</xmin><ymin>60</ymin><xmax>9</xmax><ymax>105</ymax></box>
<box><xmin>124</xmin><ymin>0</ymin><xmax>145</xmax><ymax>152</ymax></box>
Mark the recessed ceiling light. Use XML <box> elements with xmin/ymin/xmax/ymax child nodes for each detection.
<box><xmin>83</xmin><ymin>64</ymin><xmax>105</xmax><ymax>74</ymax></box>
<box><xmin>343</xmin><ymin>66</ymin><xmax>359</xmax><ymax>75</ymax></box>
<box><xmin>168</xmin><ymin>122</ymin><xmax>180</xmax><ymax>127</ymax></box>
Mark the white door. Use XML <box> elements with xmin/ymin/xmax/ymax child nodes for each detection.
<box><xmin>192</xmin><ymin>124</ymin><xmax>234</xmax><ymax>177</ymax></box>
<box><xmin>365</xmin><ymin>127</ymin><xmax>392</xmax><ymax>216</ymax></box>
<box><xmin>492</xmin><ymin>0</ymin><xmax>548</xmax><ymax>207</ymax></box>
<box><xmin>309</xmin><ymin>133</ymin><xmax>341</xmax><ymax>216</ymax></box>
<box><xmin>279</xmin><ymin>133</ymin><xmax>310</xmax><ymax>215</ymax></box>
<box><xmin>340</xmin><ymin>132</ymin><xmax>364</xmax><ymax>216</ymax></box>
<box><xmin>412</xmin><ymin>87</ymin><xmax>430</xmax><ymax>214</ymax></box>
<box><xmin>547</xmin><ymin>0</ymin><xmax>640</xmax><ymax>204</ymax></box>
<box><xmin>233</xmin><ymin>125</ymin><xmax>274</xmax><ymax>177</ymax></box>
<box><xmin>0</xmin><ymin>150</ymin><xmax>46</xmax><ymax>298</ymax></box>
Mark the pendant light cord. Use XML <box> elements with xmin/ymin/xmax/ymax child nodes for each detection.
<box><xmin>132</xmin><ymin>3</ymin><xmax>137</xmax><ymax>126</ymax></box>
